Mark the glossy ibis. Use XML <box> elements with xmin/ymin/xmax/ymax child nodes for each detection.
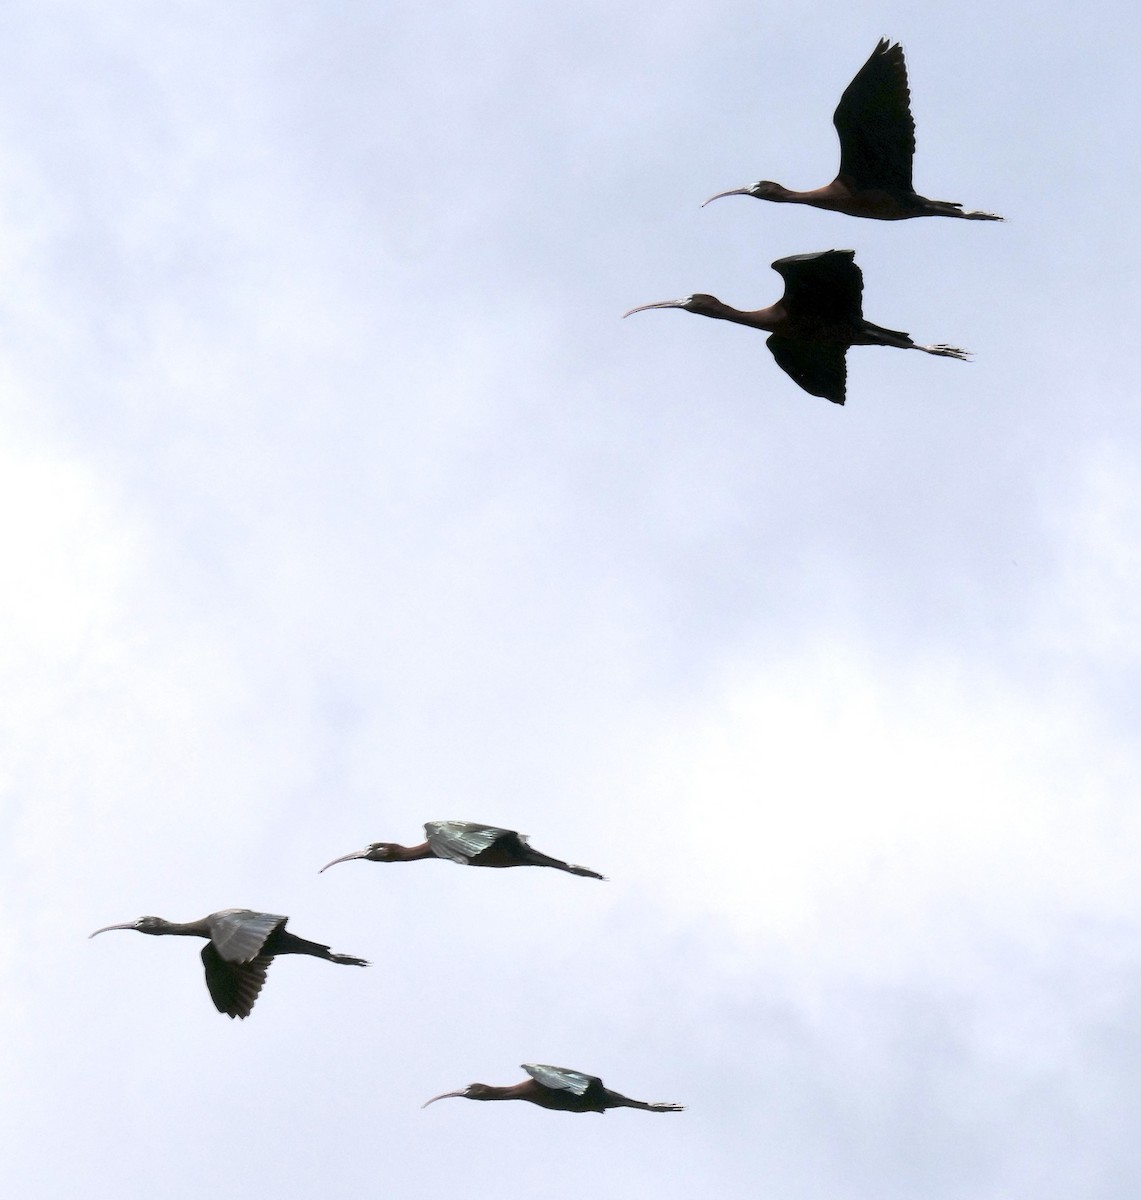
<box><xmin>624</xmin><ymin>248</ymin><xmax>968</xmax><ymax>405</ymax></box>
<box><xmin>89</xmin><ymin>909</ymin><xmax>368</xmax><ymax>1018</ymax></box>
<box><xmin>704</xmin><ymin>39</ymin><xmax>1003</xmax><ymax>222</ymax></box>
<box><xmin>320</xmin><ymin>820</ymin><xmax>605</xmax><ymax>879</ymax></box>
<box><xmin>423</xmin><ymin>1063</ymin><xmax>685</xmax><ymax>1114</ymax></box>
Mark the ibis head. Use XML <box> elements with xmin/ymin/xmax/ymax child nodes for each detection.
<box><xmin>703</xmin><ymin>180</ymin><xmax>782</xmax><ymax>206</ymax></box>
<box><xmin>623</xmin><ymin>294</ymin><xmax>724</xmax><ymax>320</ymax></box>
<box><xmin>89</xmin><ymin>916</ymin><xmax>175</xmax><ymax>938</ymax></box>
<box><xmin>318</xmin><ymin>843</ymin><xmax>401</xmax><ymax>872</ymax></box>
<box><xmin>422</xmin><ymin>1084</ymin><xmax>493</xmax><ymax>1107</ymax></box>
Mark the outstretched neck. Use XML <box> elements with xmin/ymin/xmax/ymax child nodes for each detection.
<box><xmin>394</xmin><ymin>841</ymin><xmax>437</xmax><ymax>862</ymax></box>
<box><xmin>479</xmin><ymin>1084</ymin><xmax>530</xmax><ymax>1101</ymax></box>
<box><xmin>769</xmin><ymin>178</ymin><xmax>887</xmax><ymax>216</ymax></box>
<box><xmin>163</xmin><ymin>918</ymin><xmax>213</xmax><ymax>938</ymax></box>
<box><xmin>759</xmin><ymin>181</ymin><xmax>802</xmax><ymax>204</ymax></box>
<box><xmin>700</xmin><ymin>299</ymin><xmax>781</xmax><ymax>333</ymax></box>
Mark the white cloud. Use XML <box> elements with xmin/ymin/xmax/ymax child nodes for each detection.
<box><xmin>0</xmin><ymin>438</ymin><xmax>132</xmax><ymax>667</ymax></box>
<box><xmin>1040</xmin><ymin>439</ymin><xmax>1141</xmax><ymax>664</ymax></box>
<box><xmin>618</xmin><ymin>626</ymin><xmax>1140</xmax><ymax>983</ymax></box>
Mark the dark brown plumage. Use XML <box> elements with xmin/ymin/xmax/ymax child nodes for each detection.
<box><xmin>704</xmin><ymin>40</ymin><xmax>1003</xmax><ymax>221</ymax></box>
<box><xmin>422</xmin><ymin>1064</ymin><xmax>685</xmax><ymax>1114</ymax></box>
<box><xmin>624</xmin><ymin>248</ymin><xmax>968</xmax><ymax>405</ymax></box>
<box><xmin>89</xmin><ymin>909</ymin><xmax>367</xmax><ymax>1018</ymax></box>
<box><xmin>319</xmin><ymin>820</ymin><xmax>605</xmax><ymax>879</ymax></box>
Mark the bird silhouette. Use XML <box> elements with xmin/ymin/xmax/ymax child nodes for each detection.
<box><xmin>89</xmin><ymin>908</ymin><xmax>367</xmax><ymax>1018</ymax></box>
<box><xmin>704</xmin><ymin>40</ymin><xmax>1003</xmax><ymax>222</ymax></box>
<box><xmin>320</xmin><ymin>821</ymin><xmax>605</xmax><ymax>879</ymax></box>
<box><xmin>423</xmin><ymin>1064</ymin><xmax>684</xmax><ymax>1114</ymax></box>
<box><xmin>625</xmin><ymin>248</ymin><xmax>968</xmax><ymax>404</ymax></box>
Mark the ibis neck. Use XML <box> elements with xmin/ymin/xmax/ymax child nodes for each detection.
<box><xmin>163</xmin><ymin>918</ymin><xmax>213</xmax><ymax>938</ymax></box>
<box><xmin>394</xmin><ymin>842</ymin><xmax>436</xmax><ymax>862</ymax></box>
<box><xmin>703</xmin><ymin>300</ymin><xmax>781</xmax><ymax>333</ymax></box>
<box><xmin>761</xmin><ymin>182</ymin><xmax>801</xmax><ymax>204</ymax></box>
<box><xmin>478</xmin><ymin>1082</ymin><xmax>533</xmax><ymax>1102</ymax></box>
<box><xmin>767</xmin><ymin>180</ymin><xmax>857</xmax><ymax>212</ymax></box>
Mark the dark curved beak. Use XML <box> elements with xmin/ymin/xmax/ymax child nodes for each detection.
<box><xmin>622</xmin><ymin>300</ymin><xmax>688</xmax><ymax>319</ymax></box>
<box><xmin>421</xmin><ymin>1089</ymin><xmax>467</xmax><ymax>1109</ymax></box>
<box><xmin>700</xmin><ymin>184</ymin><xmax>753</xmax><ymax>206</ymax></box>
<box><xmin>701</xmin><ymin>186</ymin><xmax>752</xmax><ymax>206</ymax></box>
<box><xmin>89</xmin><ymin>922</ymin><xmax>136</xmax><ymax>938</ymax></box>
<box><xmin>318</xmin><ymin>849</ymin><xmax>371</xmax><ymax>874</ymax></box>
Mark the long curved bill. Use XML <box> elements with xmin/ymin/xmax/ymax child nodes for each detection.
<box><xmin>702</xmin><ymin>186</ymin><xmax>752</xmax><ymax>206</ymax></box>
<box><xmin>622</xmin><ymin>300</ymin><xmax>687</xmax><ymax>319</ymax></box>
<box><xmin>318</xmin><ymin>848</ymin><xmax>370</xmax><ymax>874</ymax></box>
<box><xmin>89</xmin><ymin>922</ymin><xmax>136</xmax><ymax>938</ymax></box>
<box><xmin>421</xmin><ymin>1089</ymin><xmax>467</xmax><ymax>1109</ymax></box>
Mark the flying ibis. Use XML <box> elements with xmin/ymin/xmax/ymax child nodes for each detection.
<box><xmin>423</xmin><ymin>1063</ymin><xmax>684</xmax><ymax>1114</ymax></box>
<box><xmin>320</xmin><ymin>821</ymin><xmax>605</xmax><ymax>879</ymax></box>
<box><xmin>704</xmin><ymin>40</ymin><xmax>1003</xmax><ymax>222</ymax></box>
<box><xmin>89</xmin><ymin>909</ymin><xmax>368</xmax><ymax>1018</ymax></box>
<box><xmin>624</xmin><ymin>248</ymin><xmax>968</xmax><ymax>405</ymax></box>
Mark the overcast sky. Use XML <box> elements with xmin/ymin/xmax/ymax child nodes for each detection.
<box><xmin>2</xmin><ymin>2</ymin><xmax>1140</xmax><ymax>1198</ymax></box>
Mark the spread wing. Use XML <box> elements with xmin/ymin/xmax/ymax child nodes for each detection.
<box><xmin>766</xmin><ymin>336</ymin><xmax>848</xmax><ymax>405</ymax></box>
<box><xmin>523</xmin><ymin>1063</ymin><xmax>601</xmax><ymax>1096</ymax></box>
<box><xmin>201</xmin><ymin>942</ymin><xmax>272</xmax><ymax>1019</ymax></box>
<box><xmin>833</xmin><ymin>39</ymin><xmax>915</xmax><ymax>192</ymax></box>
<box><xmin>771</xmin><ymin>250</ymin><xmax>863</xmax><ymax>325</ymax></box>
<box><xmin>207</xmin><ymin>909</ymin><xmax>286</xmax><ymax>963</ymax></box>
<box><xmin>425</xmin><ymin>821</ymin><xmax>514</xmax><ymax>864</ymax></box>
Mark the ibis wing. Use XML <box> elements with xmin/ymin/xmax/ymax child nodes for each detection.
<box><xmin>426</xmin><ymin>821</ymin><xmax>513</xmax><ymax>864</ymax></box>
<box><xmin>201</xmin><ymin>942</ymin><xmax>271</xmax><ymax>1019</ymax></box>
<box><xmin>771</xmin><ymin>250</ymin><xmax>863</xmax><ymax>325</ymax></box>
<box><xmin>208</xmin><ymin>909</ymin><xmax>286</xmax><ymax>963</ymax></box>
<box><xmin>523</xmin><ymin>1064</ymin><xmax>600</xmax><ymax>1096</ymax></box>
<box><xmin>772</xmin><ymin>249</ymin><xmax>859</xmax><ymax>324</ymax></box>
<box><xmin>833</xmin><ymin>39</ymin><xmax>915</xmax><ymax>192</ymax></box>
<box><xmin>766</xmin><ymin>336</ymin><xmax>848</xmax><ymax>405</ymax></box>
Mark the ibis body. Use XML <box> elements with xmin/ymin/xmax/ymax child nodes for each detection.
<box><xmin>423</xmin><ymin>1063</ymin><xmax>684</xmax><ymax>1114</ymax></box>
<box><xmin>89</xmin><ymin>908</ymin><xmax>368</xmax><ymax>1018</ymax></box>
<box><xmin>625</xmin><ymin>248</ymin><xmax>968</xmax><ymax>405</ymax></box>
<box><xmin>320</xmin><ymin>820</ymin><xmax>605</xmax><ymax>879</ymax></box>
<box><xmin>704</xmin><ymin>40</ymin><xmax>1002</xmax><ymax>222</ymax></box>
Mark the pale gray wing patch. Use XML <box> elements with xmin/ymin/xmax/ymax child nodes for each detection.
<box><xmin>208</xmin><ymin>909</ymin><xmax>286</xmax><ymax>963</ymax></box>
<box><xmin>425</xmin><ymin>821</ymin><xmax>512</xmax><ymax>864</ymax></box>
<box><xmin>523</xmin><ymin>1064</ymin><xmax>598</xmax><ymax>1095</ymax></box>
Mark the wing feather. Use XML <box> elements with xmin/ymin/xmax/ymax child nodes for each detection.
<box><xmin>766</xmin><ymin>336</ymin><xmax>848</xmax><ymax>405</ymax></box>
<box><xmin>833</xmin><ymin>39</ymin><xmax>915</xmax><ymax>192</ymax></box>
<box><xmin>771</xmin><ymin>250</ymin><xmax>863</xmax><ymax>325</ymax></box>
<box><xmin>426</xmin><ymin>821</ymin><xmax>513</xmax><ymax>864</ymax></box>
<box><xmin>201</xmin><ymin>942</ymin><xmax>271</xmax><ymax>1019</ymax></box>
<box><xmin>523</xmin><ymin>1064</ymin><xmax>599</xmax><ymax>1096</ymax></box>
<box><xmin>208</xmin><ymin>909</ymin><xmax>286</xmax><ymax>963</ymax></box>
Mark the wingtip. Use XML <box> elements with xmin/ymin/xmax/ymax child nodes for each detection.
<box><xmin>568</xmin><ymin>863</ymin><xmax>607</xmax><ymax>880</ymax></box>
